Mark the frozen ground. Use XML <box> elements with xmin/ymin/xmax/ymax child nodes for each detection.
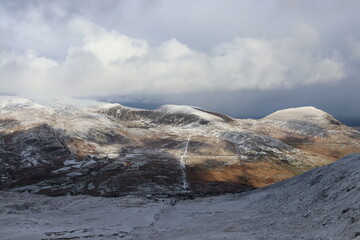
<box><xmin>0</xmin><ymin>193</ymin><xmax>169</xmax><ymax>240</ymax></box>
<box><xmin>1</xmin><ymin>153</ymin><xmax>360</xmax><ymax>240</ymax></box>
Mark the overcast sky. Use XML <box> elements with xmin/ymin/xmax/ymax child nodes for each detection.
<box><xmin>1</xmin><ymin>0</ymin><xmax>360</xmax><ymax>124</ymax></box>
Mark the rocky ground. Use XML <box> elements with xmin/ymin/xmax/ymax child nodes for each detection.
<box><xmin>1</xmin><ymin>153</ymin><xmax>359</xmax><ymax>240</ymax></box>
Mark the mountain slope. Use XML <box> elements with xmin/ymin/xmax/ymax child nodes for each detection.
<box><xmin>1</xmin><ymin>153</ymin><xmax>359</xmax><ymax>240</ymax></box>
<box><xmin>246</xmin><ymin>106</ymin><xmax>360</xmax><ymax>160</ymax></box>
<box><xmin>128</xmin><ymin>153</ymin><xmax>360</xmax><ymax>240</ymax></box>
<box><xmin>1</xmin><ymin>96</ymin><xmax>360</xmax><ymax>196</ymax></box>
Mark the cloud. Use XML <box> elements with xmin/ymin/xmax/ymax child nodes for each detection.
<box><xmin>347</xmin><ymin>38</ymin><xmax>360</xmax><ymax>61</ymax></box>
<box><xmin>0</xmin><ymin>17</ymin><xmax>346</xmax><ymax>96</ymax></box>
<box><xmin>0</xmin><ymin>50</ymin><xmax>58</xmax><ymax>94</ymax></box>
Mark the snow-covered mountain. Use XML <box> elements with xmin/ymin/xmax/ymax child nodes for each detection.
<box><xmin>1</xmin><ymin>153</ymin><xmax>359</xmax><ymax>240</ymax></box>
<box><xmin>0</xmin><ymin>96</ymin><xmax>359</xmax><ymax>196</ymax></box>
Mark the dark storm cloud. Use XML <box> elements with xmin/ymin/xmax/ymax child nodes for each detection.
<box><xmin>0</xmin><ymin>0</ymin><xmax>360</xmax><ymax>125</ymax></box>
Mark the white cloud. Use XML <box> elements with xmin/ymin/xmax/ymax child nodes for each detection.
<box><xmin>0</xmin><ymin>18</ymin><xmax>346</xmax><ymax>96</ymax></box>
<box><xmin>210</xmin><ymin>38</ymin><xmax>287</xmax><ymax>90</ymax></box>
<box><xmin>69</xmin><ymin>17</ymin><xmax>149</xmax><ymax>65</ymax></box>
<box><xmin>304</xmin><ymin>57</ymin><xmax>345</xmax><ymax>84</ymax></box>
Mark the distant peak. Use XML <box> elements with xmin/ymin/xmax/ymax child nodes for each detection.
<box><xmin>264</xmin><ymin>106</ymin><xmax>342</xmax><ymax>126</ymax></box>
<box><xmin>157</xmin><ymin>104</ymin><xmax>229</xmax><ymax>122</ymax></box>
<box><xmin>265</xmin><ymin>106</ymin><xmax>326</xmax><ymax>119</ymax></box>
<box><xmin>0</xmin><ymin>95</ymin><xmax>120</xmax><ymax>112</ymax></box>
<box><xmin>157</xmin><ymin>104</ymin><xmax>197</xmax><ymax>112</ymax></box>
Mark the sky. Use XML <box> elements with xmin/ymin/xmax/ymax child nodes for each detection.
<box><xmin>1</xmin><ymin>0</ymin><xmax>360</xmax><ymax>125</ymax></box>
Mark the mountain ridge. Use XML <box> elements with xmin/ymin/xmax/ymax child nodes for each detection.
<box><xmin>1</xmin><ymin>95</ymin><xmax>359</xmax><ymax>196</ymax></box>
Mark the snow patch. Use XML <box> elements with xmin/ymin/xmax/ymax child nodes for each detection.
<box><xmin>157</xmin><ymin>104</ymin><xmax>223</xmax><ymax>122</ymax></box>
<box><xmin>264</xmin><ymin>106</ymin><xmax>328</xmax><ymax>122</ymax></box>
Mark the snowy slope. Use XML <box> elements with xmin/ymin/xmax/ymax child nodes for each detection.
<box><xmin>157</xmin><ymin>104</ymin><xmax>225</xmax><ymax>122</ymax></box>
<box><xmin>0</xmin><ymin>95</ymin><xmax>114</xmax><ymax>111</ymax></box>
<box><xmin>1</xmin><ymin>153</ymin><xmax>359</xmax><ymax>240</ymax></box>
<box><xmin>263</xmin><ymin>106</ymin><xmax>344</xmax><ymax>129</ymax></box>
<box><xmin>129</xmin><ymin>153</ymin><xmax>360</xmax><ymax>240</ymax></box>
<box><xmin>265</xmin><ymin>106</ymin><xmax>329</xmax><ymax>121</ymax></box>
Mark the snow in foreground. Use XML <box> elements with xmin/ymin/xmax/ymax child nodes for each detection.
<box><xmin>1</xmin><ymin>154</ymin><xmax>360</xmax><ymax>240</ymax></box>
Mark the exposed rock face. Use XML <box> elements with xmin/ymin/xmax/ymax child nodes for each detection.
<box><xmin>0</xmin><ymin>124</ymin><xmax>71</xmax><ymax>190</ymax></box>
<box><xmin>0</xmin><ymin>96</ymin><xmax>359</xmax><ymax>196</ymax></box>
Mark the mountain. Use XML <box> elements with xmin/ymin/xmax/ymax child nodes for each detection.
<box><xmin>252</xmin><ymin>106</ymin><xmax>360</xmax><ymax>160</ymax></box>
<box><xmin>0</xmin><ymin>96</ymin><xmax>359</xmax><ymax>196</ymax></box>
<box><xmin>1</xmin><ymin>153</ymin><xmax>359</xmax><ymax>239</ymax></box>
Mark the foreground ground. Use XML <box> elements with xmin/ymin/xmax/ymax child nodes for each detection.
<box><xmin>1</xmin><ymin>153</ymin><xmax>359</xmax><ymax>240</ymax></box>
